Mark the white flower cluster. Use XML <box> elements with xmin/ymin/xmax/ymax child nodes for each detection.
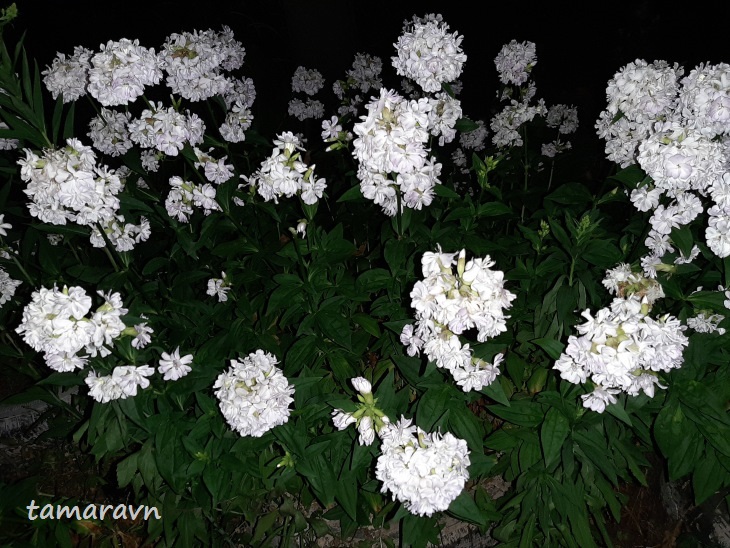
<box><xmin>160</xmin><ymin>27</ymin><xmax>245</xmax><ymax>101</ymax></box>
<box><xmin>128</xmin><ymin>102</ymin><xmax>205</xmax><ymax>156</ymax></box>
<box><xmin>400</xmin><ymin>247</ymin><xmax>516</xmax><ymax>392</ymax></box>
<box><xmin>42</xmin><ymin>46</ymin><xmax>93</xmax><ymax>103</ymax></box>
<box><xmin>346</xmin><ymin>53</ymin><xmax>383</xmax><ymax>93</ymax></box>
<box><xmin>0</xmin><ymin>122</ymin><xmax>19</xmax><ymax>150</ymax></box>
<box><xmin>392</xmin><ymin>14</ymin><xmax>466</xmax><ymax>93</ymax></box>
<box><xmin>542</xmin><ymin>104</ymin><xmax>579</xmax><ymax>158</ymax></box>
<box><xmin>291</xmin><ymin>66</ymin><xmax>324</xmax><ymax>96</ymax></box>
<box><xmin>287</xmin><ymin>66</ymin><xmax>325</xmax><ymax>121</ymax></box>
<box><xmin>18</xmin><ymin>138</ymin><xmax>121</xmax><ymax>226</ymax></box>
<box><xmin>459</xmin><ymin>120</ymin><xmax>488</xmax><ymax>152</ymax></box>
<box><xmin>352</xmin><ymin>88</ymin><xmax>444</xmax><ymax>216</ymax></box>
<box><xmin>15</xmin><ymin>285</ymin><xmax>138</xmax><ymax>372</ymax></box>
<box><xmin>85</xmin><ymin>365</ymin><xmax>155</xmax><ymax>403</ymax></box>
<box><xmin>376</xmin><ymin>416</ymin><xmax>470</xmax><ymax>517</ymax></box>
<box><xmin>0</xmin><ymin>267</ymin><xmax>21</xmax><ymax>308</ymax></box>
<box><xmin>426</xmin><ymin>92</ymin><xmax>463</xmax><ymax>146</ymax></box>
<box><xmin>219</xmin><ymin>99</ymin><xmax>254</xmax><ymax>143</ymax></box>
<box><xmin>596</xmin><ymin>60</ymin><xmax>682</xmax><ymax>167</ymax></box>
<box><xmin>687</xmin><ymin>311</ymin><xmax>726</xmax><ymax>335</ymax></box>
<box><xmin>165</xmin><ymin>175</ymin><xmax>221</xmax><ymax>222</ymax></box>
<box><xmin>555</xmin><ymin>265</ymin><xmax>688</xmax><ymax>413</ymax></box>
<box><xmin>331</xmin><ymin>376</ymin><xmax>469</xmax><ymax>517</ymax></box>
<box><xmin>332</xmin><ymin>53</ymin><xmax>383</xmax><ymax>118</ymax></box>
<box><xmin>213</xmin><ymin>350</ymin><xmax>295</xmax><ymax>437</ymax></box>
<box><xmin>90</xmin><ymin>213</ymin><xmax>151</xmax><ymax>252</ymax></box>
<box><xmin>0</xmin><ymin>216</ymin><xmax>20</xmax><ymax>308</ymax></box>
<box><xmin>494</xmin><ymin>40</ymin><xmax>537</xmax><ymax>86</ymax></box>
<box><xmin>87</xmin><ymin>108</ymin><xmax>133</xmax><ymax>157</ymax></box>
<box><xmin>287</xmin><ymin>97</ymin><xmax>325</xmax><ymax>121</ymax></box>
<box><xmin>193</xmin><ymin>147</ymin><xmax>234</xmax><ymax>184</ymax></box>
<box><xmin>332</xmin><ymin>377</ymin><xmax>389</xmax><ymax>446</ymax></box>
<box><xmin>45</xmin><ymin>28</ymin><xmax>254</xmax><ymax>147</ymax></box>
<box><xmin>491</xmin><ymin>97</ymin><xmax>547</xmax><ymax>148</ymax></box>
<box><xmin>598</xmin><ymin>61</ymin><xmax>730</xmax><ymax>260</ymax></box>
<box><xmin>243</xmin><ymin>132</ymin><xmax>326</xmax><ymax>205</ymax></box>
<box><xmin>88</xmin><ymin>39</ymin><xmax>163</xmax><ymax>107</ymax></box>
<box><xmin>18</xmin><ymin>139</ymin><xmax>150</xmax><ymax>251</ymax></box>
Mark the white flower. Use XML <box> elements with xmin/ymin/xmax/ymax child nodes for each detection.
<box><xmin>0</xmin><ymin>268</ymin><xmax>21</xmax><ymax>307</ymax></box>
<box><xmin>295</xmin><ymin>220</ymin><xmax>307</xmax><ymax>238</ymax></box>
<box><xmin>494</xmin><ymin>40</ymin><xmax>537</xmax><ymax>86</ymax></box>
<box><xmin>86</xmin><ymin>364</ymin><xmax>154</xmax><ymax>403</ymax></box>
<box><xmin>87</xmin><ymin>39</ymin><xmax>162</xmax><ymax>106</ymax></box>
<box><xmin>291</xmin><ymin>66</ymin><xmax>325</xmax><ymax>96</ymax></box>
<box><xmin>0</xmin><ymin>214</ymin><xmax>11</xmax><ymax>236</ymax></box>
<box><xmin>687</xmin><ymin>312</ymin><xmax>726</xmax><ymax>334</ymax></box>
<box><xmin>158</xmin><ymin>347</ymin><xmax>194</xmax><ymax>381</ymax></box>
<box><xmin>392</xmin><ymin>15</ymin><xmax>466</xmax><ymax>93</ymax></box>
<box><xmin>332</xmin><ymin>409</ymin><xmax>356</xmax><ymax>430</ymax></box>
<box><xmin>131</xmin><ymin>321</ymin><xmax>154</xmax><ymax>349</ymax></box>
<box><xmin>207</xmin><ymin>272</ymin><xmax>230</xmax><ymax>302</ymax></box>
<box><xmin>42</xmin><ymin>46</ymin><xmax>93</xmax><ymax>103</ymax></box>
<box><xmin>403</xmin><ymin>248</ymin><xmax>515</xmax><ymax>390</ymax></box>
<box><xmin>357</xmin><ymin>415</ymin><xmax>376</xmax><ymax>446</ymax></box>
<box><xmin>580</xmin><ymin>386</ymin><xmax>620</xmax><ymax>413</ymax></box>
<box><xmin>351</xmin><ymin>377</ymin><xmax>372</xmax><ymax>395</ymax></box>
<box><xmin>376</xmin><ymin>417</ymin><xmax>470</xmax><ymax>517</ymax></box>
<box><xmin>213</xmin><ymin>350</ymin><xmax>294</xmax><ymax>437</ymax></box>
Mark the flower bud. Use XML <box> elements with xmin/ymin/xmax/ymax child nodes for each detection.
<box><xmin>357</xmin><ymin>416</ymin><xmax>375</xmax><ymax>446</ymax></box>
<box><xmin>351</xmin><ymin>377</ymin><xmax>372</xmax><ymax>395</ymax></box>
<box><xmin>332</xmin><ymin>409</ymin><xmax>356</xmax><ymax>430</ymax></box>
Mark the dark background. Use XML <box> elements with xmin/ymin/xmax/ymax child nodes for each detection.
<box><xmin>7</xmin><ymin>0</ymin><xmax>730</xmax><ymax>176</ymax></box>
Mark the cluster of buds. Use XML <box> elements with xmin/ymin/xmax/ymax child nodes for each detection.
<box><xmin>332</xmin><ymin>377</ymin><xmax>389</xmax><ymax>445</ymax></box>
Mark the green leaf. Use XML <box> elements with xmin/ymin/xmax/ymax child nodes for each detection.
<box><xmin>687</xmin><ymin>291</ymin><xmax>727</xmax><ymax>311</ymax></box>
<box><xmin>480</xmin><ymin>377</ymin><xmax>511</xmax><ymax>406</ymax></box>
<box><xmin>477</xmin><ymin>202</ymin><xmax>513</xmax><ymax>217</ymax></box>
<box><xmin>448</xmin><ymin>405</ymin><xmax>484</xmax><ymax>452</ymax></box>
<box><xmin>693</xmin><ymin>447</ymin><xmax>728</xmax><ymax>505</ymax></box>
<box><xmin>447</xmin><ymin>491</ymin><xmax>487</xmax><ymax>526</ymax></box>
<box><xmin>454</xmin><ymin>117</ymin><xmax>479</xmax><ymax>132</ymax></box>
<box><xmin>541</xmin><ymin>407</ymin><xmax>570</xmax><ymax>467</ymax></box>
<box><xmin>337</xmin><ymin>184</ymin><xmax>364</xmax><ymax>202</ymax></box>
<box><xmin>356</xmin><ymin>268</ymin><xmax>393</xmax><ymax>292</ymax></box>
<box><xmin>580</xmin><ymin>240</ymin><xmax>622</xmax><ymax>268</ymax></box>
<box><xmin>116</xmin><ymin>453</ymin><xmax>138</xmax><ymax>488</ymax></box>
<box><xmin>488</xmin><ymin>400</ymin><xmax>544</xmax><ymax>427</ymax></box>
<box><xmin>433</xmin><ymin>184</ymin><xmax>460</xmax><ymax>198</ymax></box>
<box><xmin>532</xmin><ymin>337</ymin><xmax>565</xmax><ymax>360</ymax></box>
<box><xmin>336</xmin><ymin>472</ymin><xmax>358</xmax><ymax>521</ymax></box>
<box><xmin>545</xmin><ymin>183</ymin><xmax>594</xmax><ymax>207</ymax></box>
<box><xmin>285</xmin><ymin>335</ymin><xmax>320</xmax><ymax>375</ymax></box>
<box><xmin>605</xmin><ymin>398</ymin><xmax>633</xmax><ymax>426</ymax></box>
<box><xmin>670</xmin><ymin>225</ymin><xmax>694</xmax><ymax>257</ymax></box>
<box><xmin>352</xmin><ymin>312</ymin><xmax>381</xmax><ymax>337</ymax></box>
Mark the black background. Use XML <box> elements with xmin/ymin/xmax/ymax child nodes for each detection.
<box><xmin>7</xmin><ymin>0</ymin><xmax>730</xmax><ymax>174</ymax></box>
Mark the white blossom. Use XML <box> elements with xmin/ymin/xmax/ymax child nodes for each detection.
<box><xmin>213</xmin><ymin>350</ymin><xmax>294</xmax><ymax>437</ymax></box>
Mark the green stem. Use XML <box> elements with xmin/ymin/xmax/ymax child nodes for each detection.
<box><xmin>101</xmin><ymin>245</ymin><xmax>120</xmax><ymax>273</ymax></box>
<box><xmin>569</xmin><ymin>256</ymin><xmax>575</xmax><ymax>287</ymax></box>
<box><xmin>11</xmin><ymin>252</ymin><xmax>35</xmax><ymax>287</ymax></box>
<box><xmin>521</xmin><ymin>126</ymin><xmax>528</xmax><ymax>222</ymax></box>
<box><xmin>395</xmin><ymin>188</ymin><xmax>403</xmax><ymax>239</ymax></box>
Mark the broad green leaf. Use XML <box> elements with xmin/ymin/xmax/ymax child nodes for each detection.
<box><xmin>532</xmin><ymin>337</ymin><xmax>565</xmax><ymax>360</ymax></box>
<box><xmin>541</xmin><ymin>407</ymin><xmax>570</xmax><ymax>467</ymax></box>
<box><xmin>480</xmin><ymin>377</ymin><xmax>511</xmax><ymax>406</ymax></box>
<box><xmin>447</xmin><ymin>491</ymin><xmax>488</xmax><ymax>526</ymax></box>
<box><xmin>488</xmin><ymin>400</ymin><xmax>544</xmax><ymax>427</ymax></box>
